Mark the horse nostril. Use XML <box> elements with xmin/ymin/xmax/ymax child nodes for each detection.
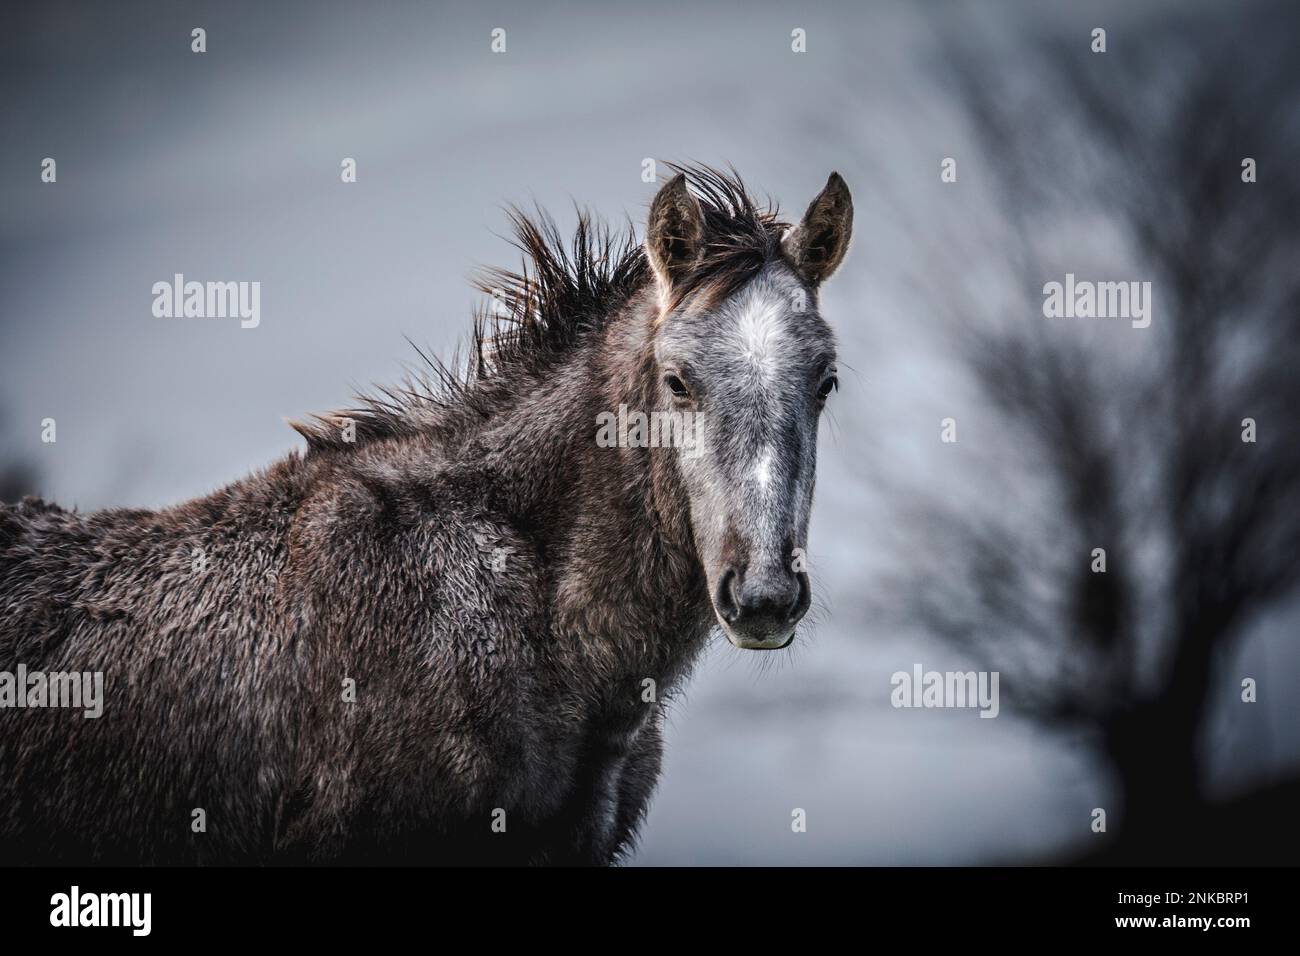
<box><xmin>715</xmin><ymin>568</ymin><xmax>741</xmax><ymax>623</ymax></box>
<box><xmin>717</xmin><ymin>567</ymin><xmax>809</xmax><ymax>635</ymax></box>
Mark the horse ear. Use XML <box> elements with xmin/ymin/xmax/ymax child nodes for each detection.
<box><xmin>782</xmin><ymin>172</ymin><xmax>853</xmax><ymax>286</ymax></box>
<box><xmin>645</xmin><ymin>173</ymin><xmax>703</xmax><ymax>290</ymax></box>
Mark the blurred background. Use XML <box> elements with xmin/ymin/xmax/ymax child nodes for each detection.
<box><xmin>2</xmin><ymin>0</ymin><xmax>1297</xmax><ymax>864</ymax></box>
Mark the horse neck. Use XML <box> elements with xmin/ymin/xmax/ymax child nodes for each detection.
<box><xmin>470</xmin><ymin>289</ymin><xmax>714</xmax><ymax>668</ymax></box>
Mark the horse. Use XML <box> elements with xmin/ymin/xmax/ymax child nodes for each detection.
<box><xmin>0</xmin><ymin>165</ymin><xmax>852</xmax><ymax>865</ymax></box>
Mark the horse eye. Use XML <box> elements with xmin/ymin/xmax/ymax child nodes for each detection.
<box><xmin>817</xmin><ymin>375</ymin><xmax>838</xmax><ymax>401</ymax></box>
<box><xmin>664</xmin><ymin>374</ymin><xmax>692</xmax><ymax>399</ymax></box>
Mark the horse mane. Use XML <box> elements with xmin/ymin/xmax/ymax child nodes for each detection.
<box><xmin>291</xmin><ymin>163</ymin><xmax>787</xmax><ymax>454</ymax></box>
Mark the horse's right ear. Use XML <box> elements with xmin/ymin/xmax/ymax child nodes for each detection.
<box><xmin>645</xmin><ymin>174</ymin><xmax>703</xmax><ymax>292</ymax></box>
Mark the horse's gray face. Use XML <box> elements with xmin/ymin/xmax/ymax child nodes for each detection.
<box><xmin>655</xmin><ymin>265</ymin><xmax>837</xmax><ymax>648</ymax></box>
<box><xmin>645</xmin><ymin>171</ymin><xmax>852</xmax><ymax>650</ymax></box>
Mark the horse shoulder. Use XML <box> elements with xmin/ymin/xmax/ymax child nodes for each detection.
<box><xmin>280</xmin><ymin>463</ymin><xmax>567</xmax><ymax>848</ymax></box>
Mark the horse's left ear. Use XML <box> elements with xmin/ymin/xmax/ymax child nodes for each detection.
<box><xmin>782</xmin><ymin>172</ymin><xmax>853</xmax><ymax>286</ymax></box>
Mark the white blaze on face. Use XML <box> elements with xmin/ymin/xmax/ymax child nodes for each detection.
<box><xmin>752</xmin><ymin>445</ymin><xmax>773</xmax><ymax>490</ymax></box>
<box><xmin>734</xmin><ymin>293</ymin><xmax>788</xmax><ymax>386</ymax></box>
<box><xmin>726</xmin><ymin>281</ymin><xmax>802</xmax><ymax>560</ymax></box>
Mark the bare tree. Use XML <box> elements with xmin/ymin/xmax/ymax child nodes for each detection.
<box><xmin>887</xmin><ymin>5</ymin><xmax>1300</xmax><ymax>860</ymax></box>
